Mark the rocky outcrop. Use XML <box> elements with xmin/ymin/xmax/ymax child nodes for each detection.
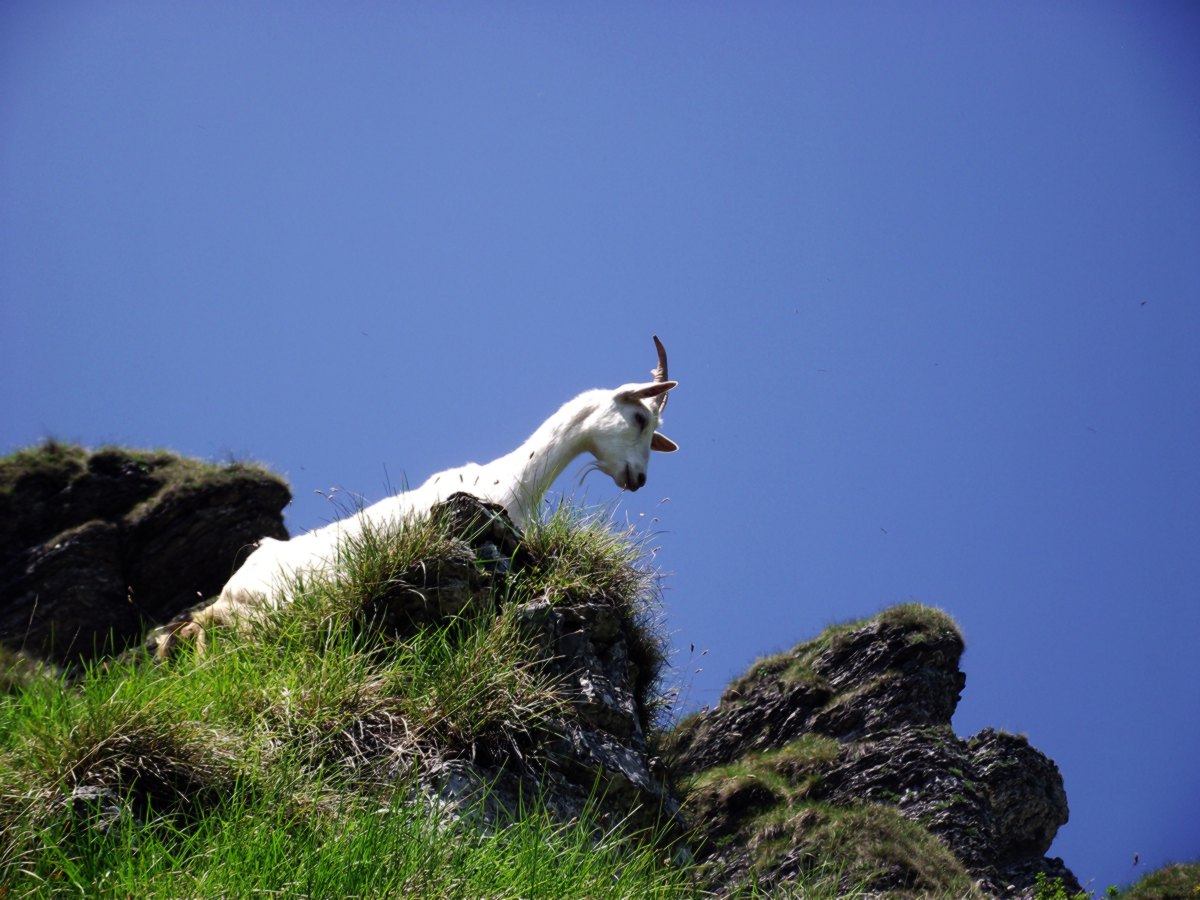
<box><xmin>0</xmin><ymin>442</ymin><xmax>290</xmax><ymax>667</ymax></box>
<box><xmin>670</xmin><ymin>605</ymin><xmax>1080</xmax><ymax>899</ymax></box>
<box><xmin>337</xmin><ymin>493</ymin><xmax>682</xmax><ymax>839</ymax></box>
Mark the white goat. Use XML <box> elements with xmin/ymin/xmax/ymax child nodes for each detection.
<box><xmin>158</xmin><ymin>337</ymin><xmax>677</xmax><ymax>655</ymax></box>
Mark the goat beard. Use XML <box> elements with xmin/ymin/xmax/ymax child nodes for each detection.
<box><xmin>575</xmin><ymin>461</ymin><xmax>607</xmax><ymax>488</ymax></box>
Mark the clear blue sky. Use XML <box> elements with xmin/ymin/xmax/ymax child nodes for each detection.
<box><xmin>3</xmin><ymin>2</ymin><xmax>1197</xmax><ymax>891</ymax></box>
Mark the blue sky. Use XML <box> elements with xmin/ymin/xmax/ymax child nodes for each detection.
<box><xmin>3</xmin><ymin>2</ymin><xmax>1197</xmax><ymax>891</ymax></box>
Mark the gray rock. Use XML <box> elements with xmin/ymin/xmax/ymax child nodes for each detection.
<box><xmin>65</xmin><ymin>784</ymin><xmax>131</xmax><ymax>834</ymax></box>
<box><xmin>969</xmin><ymin>728</ymin><xmax>1079</xmax><ymax>896</ymax></box>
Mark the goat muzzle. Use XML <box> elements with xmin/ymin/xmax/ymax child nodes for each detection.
<box><xmin>623</xmin><ymin>465</ymin><xmax>647</xmax><ymax>491</ymax></box>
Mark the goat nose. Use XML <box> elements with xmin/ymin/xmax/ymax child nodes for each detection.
<box><xmin>621</xmin><ymin>465</ymin><xmax>646</xmax><ymax>491</ymax></box>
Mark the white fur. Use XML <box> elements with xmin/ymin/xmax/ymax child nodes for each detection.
<box><xmin>160</xmin><ymin>360</ymin><xmax>677</xmax><ymax>654</ymax></box>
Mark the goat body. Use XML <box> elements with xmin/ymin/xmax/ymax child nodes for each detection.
<box><xmin>160</xmin><ymin>338</ymin><xmax>678</xmax><ymax>654</ymax></box>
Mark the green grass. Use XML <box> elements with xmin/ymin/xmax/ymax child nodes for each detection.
<box><xmin>0</xmin><ymin>501</ymin><xmax>689</xmax><ymax>897</ymax></box>
<box><xmin>680</xmin><ymin>735</ymin><xmax>981</xmax><ymax>899</ymax></box>
<box><xmin>0</xmin><ymin>439</ymin><xmax>283</xmax><ymax>505</ymax></box>
<box><xmin>1115</xmin><ymin>862</ymin><xmax>1200</xmax><ymax>899</ymax></box>
<box><xmin>8</xmin><ymin>771</ymin><xmax>700</xmax><ymax>899</ymax></box>
<box><xmin>1</xmin><ymin>500</ymin><xmax>752</xmax><ymax>899</ymax></box>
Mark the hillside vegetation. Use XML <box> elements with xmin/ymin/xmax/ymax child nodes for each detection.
<box><xmin>0</xmin><ymin>501</ymin><xmax>697</xmax><ymax>898</ymax></box>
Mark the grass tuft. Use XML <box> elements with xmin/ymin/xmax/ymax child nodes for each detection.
<box><xmin>521</xmin><ymin>502</ymin><xmax>670</xmax><ymax>727</ymax></box>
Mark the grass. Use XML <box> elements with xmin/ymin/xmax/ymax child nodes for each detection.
<box><xmin>774</xmin><ymin>803</ymin><xmax>981</xmax><ymax>899</ymax></box>
<box><xmin>680</xmin><ymin>734</ymin><xmax>982</xmax><ymax>899</ymax></box>
<box><xmin>0</xmin><ymin>492</ymin><xmax>916</xmax><ymax>899</ymax></box>
<box><xmin>0</xmin><ymin>500</ymin><xmax>704</xmax><ymax>899</ymax></box>
<box><xmin>1115</xmin><ymin>862</ymin><xmax>1200</xmax><ymax>899</ymax></box>
<box><xmin>7</xmin><ymin>770</ymin><xmax>693</xmax><ymax>898</ymax></box>
<box><xmin>686</xmin><ymin>734</ymin><xmax>841</xmax><ymax>807</ymax></box>
<box><xmin>0</xmin><ymin>439</ymin><xmax>283</xmax><ymax>505</ymax></box>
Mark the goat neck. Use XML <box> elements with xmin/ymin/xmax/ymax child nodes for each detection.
<box><xmin>486</xmin><ymin>391</ymin><xmax>603</xmax><ymax>528</ymax></box>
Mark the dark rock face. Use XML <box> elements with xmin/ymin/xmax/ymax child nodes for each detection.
<box><xmin>409</xmin><ymin>495</ymin><xmax>677</xmax><ymax>835</ymax></box>
<box><xmin>510</xmin><ymin>594</ymin><xmax>676</xmax><ymax>830</ymax></box>
<box><xmin>670</xmin><ymin>606</ymin><xmax>1080</xmax><ymax>899</ymax></box>
<box><xmin>0</xmin><ymin>443</ymin><xmax>290</xmax><ymax>666</ymax></box>
<box><xmin>971</xmin><ymin>728</ymin><xmax>1070</xmax><ymax>864</ymax></box>
<box><xmin>673</xmin><ymin>612</ymin><xmax>968</xmax><ymax>777</ymax></box>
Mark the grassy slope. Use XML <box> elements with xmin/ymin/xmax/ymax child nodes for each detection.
<box><xmin>0</xmin><ymin>503</ymin><xmax>702</xmax><ymax>899</ymax></box>
<box><xmin>1116</xmin><ymin>862</ymin><xmax>1200</xmax><ymax>899</ymax></box>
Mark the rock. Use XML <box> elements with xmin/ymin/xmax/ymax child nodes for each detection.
<box><xmin>970</xmin><ymin>728</ymin><xmax>1079</xmax><ymax>896</ymax></box>
<box><xmin>809</xmin><ymin>611</ymin><xmax>965</xmax><ymax>738</ymax></box>
<box><xmin>64</xmin><ymin>784</ymin><xmax>130</xmax><ymax>834</ymax></box>
<box><xmin>0</xmin><ymin>442</ymin><xmax>290</xmax><ymax>666</ymax></box>
<box><xmin>318</xmin><ymin>494</ymin><xmax>683</xmax><ymax>842</ymax></box>
<box><xmin>670</xmin><ymin>604</ymin><xmax>1080</xmax><ymax>898</ymax></box>
<box><xmin>0</xmin><ymin>520</ymin><xmax>131</xmax><ymax>663</ymax></box>
<box><xmin>816</xmin><ymin>726</ymin><xmax>998</xmax><ymax>876</ymax></box>
<box><xmin>420</xmin><ymin>496</ymin><xmax>681</xmax><ymax>835</ymax></box>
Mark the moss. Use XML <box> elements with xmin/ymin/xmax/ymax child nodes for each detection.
<box><xmin>688</xmin><ymin>735</ymin><xmax>840</xmax><ymax>799</ymax></box>
<box><xmin>744</xmin><ymin>802</ymin><xmax>981</xmax><ymax>898</ymax></box>
<box><xmin>683</xmin><ymin>737</ymin><xmax>844</xmax><ymax>873</ymax></box>
<box><xmin>0</xmin><ymin>439</ymin><xmax>88</xmax><ymax>497</ymax></box>
<box><xmin>123</xmin><ymin>453</ymin><xmax>288</xmax><ymax>521</ymax></box>
<box><xmin>877</xmin><ymin>603</ymin><xmax>963</xmax><ymax>642</ymax></box>
<box><xmin>0</xmin><ymin>441</ymin><xmax>287</xmax><ymax>513</ymax></box>
<box><xmin>726</xmin><ymin>646</ymin><xmax>825</xmax><ymax>702</ymax></box>
<box><xmin>724</xmin><ymin>604</ymin><xmax>962</xmax><ymax>709</ymax></box>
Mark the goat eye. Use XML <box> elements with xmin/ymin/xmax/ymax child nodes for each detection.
<box><xmin>633</xmin><ymin>411</ymin><xmax>648</xmax><ymax>430</ymax></box>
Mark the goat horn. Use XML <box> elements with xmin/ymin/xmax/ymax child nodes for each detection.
<box><xmin>651</xmin><ymin>335</ymin><xmax>669</xmax><ymax>413</ymax></box>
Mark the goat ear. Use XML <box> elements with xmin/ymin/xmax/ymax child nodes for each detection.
<box><xmin>651</xmin><ymin>432</ymin><xmax>678</xmax><ymax>452</ymax></box>
<box><xmin>617</xmin><ymin>380</ymin><xmax>677</xmax><ymax>402</ymax></box>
